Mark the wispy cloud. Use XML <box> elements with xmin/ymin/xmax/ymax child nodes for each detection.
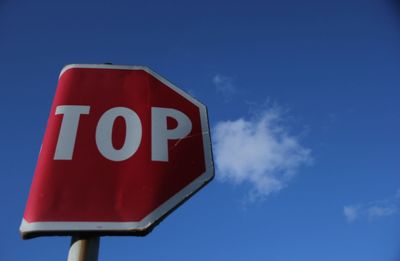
<box><xmin>344</xmin><ymin>191</ymin><xmax>399</xmax><ymax>223</ymax></box>
<box><xmin>368</xmin><ymin>206</ymin><xmax>397</xmax><ymax>218</ymax></box>
<box><xmin>212</xmin><ymin>74</ymin><xmax>236</xmax><ymax>100</ymax></box>
<box><xmin>344</xmin><ymin>206</ymin><xmax>359</xmax><ymax>223</ymax></box>
<box><xmin>213</xmin><ymin>106</ymin><xmax>312</xmax><ymax>201</ymax></box>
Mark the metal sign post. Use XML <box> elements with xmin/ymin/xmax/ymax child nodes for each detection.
<box><xmin>68</xmin><ymin>236</ymin><xmax>100</xmax><ymax>261</ymax></box>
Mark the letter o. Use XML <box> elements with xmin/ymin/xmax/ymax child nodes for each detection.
<box><xmin>96</xmin><ymin>107</ymin><xmax>142</xmax><ymax>161</ymax></box>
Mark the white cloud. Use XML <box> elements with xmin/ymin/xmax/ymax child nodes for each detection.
<box><xmin>213</xmin><ymin>107</ymin><xmax>311</xmax><ymax>201</ymax></box>
<box><xmin>395</xmin><ymin>189</ymin><xmax>400</xmax><ymax>199</ymax></box>
<box><xmin>343</xmin><ymin>206</ymin><xmax>359</xmax><ymax>223</ymax></box>
<box><xmin>212</xmin><ymin>74</ymin><xmax>236</xmax><ymax>100</ymax></box>
<box><xmin>367</xmin><ymin>206</ymin><xmax>397</xmax><ymax>218</ymax></box>
<box><xmin>344</xmin><ymin>191</ymin><xmax>399</xmax><ymax>223</ymax></box>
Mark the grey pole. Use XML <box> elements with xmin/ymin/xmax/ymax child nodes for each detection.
<box><xmin>68</xmin><ymin>236</ymin><xmax>100</xmax><ymax>261</ymax></box>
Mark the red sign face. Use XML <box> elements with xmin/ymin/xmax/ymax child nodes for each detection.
<box><xmin>20</xmin><ymin>64</ymin><xmax>214</xmax><ymax>239</ymax></box>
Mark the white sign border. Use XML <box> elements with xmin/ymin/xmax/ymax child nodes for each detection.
<box><xmin>20</xmin><ymin>64</ymin><xmax>214</xmax><ymax>238</ymax></box>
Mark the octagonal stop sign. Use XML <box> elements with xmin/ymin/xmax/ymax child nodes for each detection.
<box><xmin>20</xmin><ymin>64</ymin><xmax>214</xmax><ymax>239</ymax></box>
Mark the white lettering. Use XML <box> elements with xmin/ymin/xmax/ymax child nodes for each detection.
<box><xmin>54</xmin><ymin>105</ymin><xmax>90</xmax><ymax>160</ymax></box>
<box><xmin>151</xmin><ymin>107</ymin><xmax>192</xmax><ymax>162</ymax></box>
<box><xmin>96</xmin><ymin>107</ymin><xmax>142</xmax><ymax>161</ymax></box>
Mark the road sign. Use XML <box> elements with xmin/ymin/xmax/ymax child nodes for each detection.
<box><xmin>20</xmin><ymin>64</ymin><xmax>214</xmax><ymax>239</ymax></box>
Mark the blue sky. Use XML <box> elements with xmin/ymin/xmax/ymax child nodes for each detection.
<box><xmin>1</xmin><ymin>0</ymin><xmax>400</xmax><ymax>260</ymax></box>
